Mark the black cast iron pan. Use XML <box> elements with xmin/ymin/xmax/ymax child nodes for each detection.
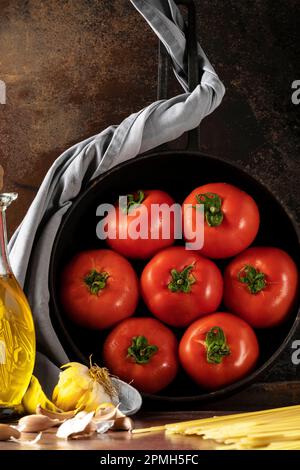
<box><xmin>49</xmin><ymin>0</ymin><xmax>300</xmax><ymax>406</ymax></box>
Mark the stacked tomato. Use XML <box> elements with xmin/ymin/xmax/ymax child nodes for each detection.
<box><xmin>61</xmin><ymin>184</ymin><xmax>298</xmax><ymax>394</ymax></box>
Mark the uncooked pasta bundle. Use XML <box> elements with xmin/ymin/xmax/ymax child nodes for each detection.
<box><xmin>133</xmin><ymin>404</ymin><xmax>300</xmax><ymax>450</ymax></box>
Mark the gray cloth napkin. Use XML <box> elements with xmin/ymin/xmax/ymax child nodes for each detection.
<box><xmin>8</xmin><ymin>0</ymin><xmax>225</xmax><ymax>410</ymax></box>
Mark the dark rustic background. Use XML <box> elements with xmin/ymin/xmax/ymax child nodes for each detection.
<box><xmin>0</xmin><ymin>0</ymin><xmax>299</xmax><ymax>384</ymax></box>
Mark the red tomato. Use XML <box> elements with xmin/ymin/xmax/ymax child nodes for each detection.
<box><xmin>183</xmin><ymin>183</ymin><xmax>260</xmax><ymax>259</ymax></box>
<box><xmin>105</xmin><ymin>189</ymin><xmax>176</xmax><ymax>259</ymax></box>
<box><xmin>103</xmin><ymin>317</ymin><xmax>178</xmax><ymax>393</ymax></box>
<box><xmin>61</xmin><ymin>249</ymin><xmax>139</xmax><ymax>330</ymax></box>
<box><xmin>224</xmin><ymin>247</ymin><xmax>298</xmax><ymax>328</ymax></box>
<box><xmin>141</xmin><ymin>246</ymin><xmax>223</xmax><ymax>327</ymax></box>
<box><xmin>179</xmin><ymin>312</ymin><xmax>259</xmax><ymax>390</ymax></box>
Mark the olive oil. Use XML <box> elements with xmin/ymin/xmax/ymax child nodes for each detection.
<box><xmin>0</xmin><ymin>193</ymin><xmax>36</xmax><ymax>410</ymax></box>
<box><xmin>0</xmin><ymin>274</ymin><xmax>35</xmax><ymax>406</ymax></box>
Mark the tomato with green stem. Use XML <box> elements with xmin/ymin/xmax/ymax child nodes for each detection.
<box><xmin>103</xmin><ymin>317</ymin><xmax>178</xmax><ymax>393</ymax></box>
<box><xmin>105</xmin><ymin>189</ymin><xmax>176</xmax><ymax>259</ymax></box>
<box><xmin>224</xmin><ymin>247</ymin><xmax>298</xmax><ymax>328</ymax></box>
<box><xmin>183</xmin><ymin>182</ymin><xmax>260</xmax><ymax>259</ymax></box>
<box><xmin>179</xmin><ymin>313</ymin><xmax>259</xmax><ymax>390</ymax></box>
<box><xmin>141</xmin><ymin>246</ymin><xmax>223</xmax><ymax>327</ymax></box>
<box><xmin>61</xmin><ymin>249</ymin><xmax>139</xmax><ymax>330</ymax></box>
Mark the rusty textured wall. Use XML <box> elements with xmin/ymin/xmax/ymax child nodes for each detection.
<box><xmin>0</xmin><ymin>0</ymin><xmax>299</xmax><ymax>236</ymax></box>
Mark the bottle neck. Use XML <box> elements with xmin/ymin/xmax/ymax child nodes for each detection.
<box><xmin>0</xmin><ymin>209</ymin><xmax>11</xmax><ymax>276</ymax></box>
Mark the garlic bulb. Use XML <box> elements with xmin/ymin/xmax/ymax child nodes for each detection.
<box><xmin>52</xmin><ymin>361</ymin><xmax>116</xmax><ymax>412</ymax></box>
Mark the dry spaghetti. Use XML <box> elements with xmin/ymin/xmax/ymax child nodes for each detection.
<box><xmin>132</xmin><ymin>404</ymin><xmax>300</xmax><ymax>450</ymax></box>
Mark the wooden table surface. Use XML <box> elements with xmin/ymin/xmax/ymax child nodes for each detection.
<box><xmin>1</xmin><ymin>382</ymin><xmax>300</xmax><ymax>450</ymax></box>
<box><xmin>0</xmin><ymin>411</ymin><xmax>221</xmax><ymax>451</ymax></box>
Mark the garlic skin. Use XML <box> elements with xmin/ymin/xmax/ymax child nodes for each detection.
<box><xmin>22</xmin><ymin>375</ymin><xmax>62</xmax><ymax>415</ymax></box>
<box><xmin>36</xmin><ymin>404</ymin><xmax>75</xmax><ymax>421</ymax></box>
<box><xmin>52</xmin><ymin>362</ymin><xmax>116</xmax><ymax>412</ymax></box>
<box><xmin>56</xmin><ymin>411</ymin><xmax>95</xmax><ymax>439</ymax></box>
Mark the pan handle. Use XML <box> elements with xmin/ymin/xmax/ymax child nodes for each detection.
<box><xmin>157</xmin><ymin>0</ymin><xmax>200</xmax><ymax>150</ymax></box>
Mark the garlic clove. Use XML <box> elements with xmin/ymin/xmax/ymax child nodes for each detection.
<box><xmin>18</xmin><ymin>414</ymin><xmax>60</xmax><ymax>432</ymax></box>
<box><xmin>93</xmin><ymin>405</ymin><xmax>118</xmax><ymax>422</ymax></box>
<box><xmin>95</xmin><ymin>403</ymin><xmax>116</xmax><ymax>415</ymax></box>
<box><xmin>11</xmin><ymin>432</ymin><xmax>42</xmax><ymax>446</ymax></box>
<box><xmin>58</xmin><ymin>363</ymin><xmax>92</xmax><ymax>390</ymax></box>
<box><xmin>36</xmin><ymin>404</ymin><xmax>75</xmax><ymax>422</ymax></box>
<box><xmin>93</xmin><ymin>405</ymin><xmax>133</xmax><ymax>432</ymax></box>
<box><xmin>52</xmin><ymin>381</ymin><xmax>86</xmax><ymax>411</ymax></box>
<box><xmin>112</xmin><ymin>417</ymin><xmax>134</xmax><ymax>431</ymax></box>
<box><xmin>56</xmin><ymin>411</ymin><xmax>95</xmax><ymax>439</ymax></box>
<box><xmin>75</xmin><ymin>381</ymin><xmax>112</xmax><ymax>412</ymax></box>
<box><xmin>0</xmin><ymin>424</ymin><xmax>21</xmax><ymax>441</ymax></box>
<box><xmin>114</xmin><ymin>407</ymin><xmax>126</xmax><ymax>419</ymax></box>
<box><xmin>96</xmin><ymin>402</ymin><xmax>115</xmax><ymax>411</ymax></box>
<box><xmin>61</xmin><ymin>362</ymin><xmax>90</xmax><ymax>373</ymax></box>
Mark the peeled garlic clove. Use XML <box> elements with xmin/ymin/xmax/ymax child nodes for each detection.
<box><xmin>36</xmin><ymin>404</ymin><xmax>75</xmax><ymax>422</ymax></box>
<box><xmin>56</xmin><ymin>411</ymin><xmax>95</xmax><ymax>439</ymax></box>
<box><xmin>18</xmin><ymin>414</ymin><xmax>59</xmax><ymax>432</ymax></box>
<box><xmin>112</xmin><ymin>417</ymin><xmax>133</xmax><ymax>431</ymax></box>
<box><xmin>0</xmin><ymin>424</ymin><xmax>20</xmax><ymax>441</ymax></box>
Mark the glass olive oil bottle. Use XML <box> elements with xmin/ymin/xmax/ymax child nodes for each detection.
<box><xmin>0</xmin><ymin>193</ymin><xmax>35</xmax><ymax>412</ymax></box>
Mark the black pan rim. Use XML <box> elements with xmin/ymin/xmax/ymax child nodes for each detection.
<box><xmin>49</xmin><ymin>148</ymin><xmax>300</xmax><ymax>403</ymax></box>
